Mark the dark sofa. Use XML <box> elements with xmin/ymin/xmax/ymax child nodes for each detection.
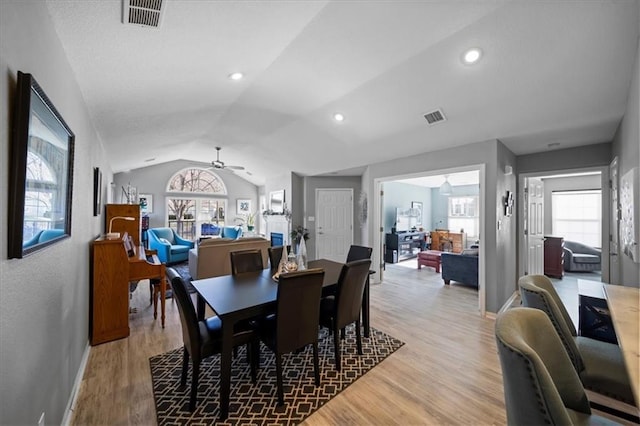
<box><xmin>563</xmin><ymin>240</ymin><xmax>601</xmax><ymax>272</ymax></box>
<box><xmin>441</xmin><ymin>250</ymin><xmax>479</xmax><ymax>287</ymax></box>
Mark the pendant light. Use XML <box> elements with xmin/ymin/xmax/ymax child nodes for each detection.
<box><xmin>439</xmin><ymin>175</ymin><xmax>453</xmax><ymax>195</ymax></box>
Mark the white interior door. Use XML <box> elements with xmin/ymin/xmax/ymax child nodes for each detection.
<box><xmin>525</xmin><ymin>177</ymin><xmax>545</xmax><ymax>275</ymax></box>
<box><xmin>316</xmin><ymin>189</ymin><xmax>353</xmax><ymax>262</ymax></box>
<box><xmin>609</xmin><ymin>157</ymin><xmax>620</xmax><ymax>284</ymax></box>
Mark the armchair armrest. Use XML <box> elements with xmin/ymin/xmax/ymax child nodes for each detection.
<box><xmin>147</xmin><ymin>230</ymin><xmax>171</xmax><ymax>263</ymax></box>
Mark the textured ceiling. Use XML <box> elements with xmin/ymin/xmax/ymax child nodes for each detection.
<box><xmin>45</xmin><ymin>0</ymin><xmax>639</xmax><ymax>185</ymax></box>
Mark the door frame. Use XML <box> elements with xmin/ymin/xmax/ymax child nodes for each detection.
<box><xmin>517</xmin><ymin>166</ymin><xmax>610</xmax><ymax>282</ymax></box>
<box><xmin>372</xmin><ymin>163</ymin><xmax>486</xmax><ymax>317</ymax></box>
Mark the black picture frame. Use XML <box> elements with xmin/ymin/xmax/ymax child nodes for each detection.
<box><xmin>8</xmin><ymin>71</ymin><xmax>75</xmax><ymax>259</ymax></box>
<box><xmin>504</xmin><ymin>191</ymin><xmax>514</xmax><ymax>217</ymax></box>
<box><xmin>93</xmin><ymin>167</ymin><xmax>102</xmax><ymax>216</ymax></box>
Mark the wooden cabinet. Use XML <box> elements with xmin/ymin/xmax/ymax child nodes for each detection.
<box><xmin>90</xmin><ymin>237</ymin><xmax>130</xmax><ymax>345</ymax></box>
<box><xmin>544</xmin><ymin>236</ymin><xmax>564</xmax><ymax>279</ymax></box>
<box><xmin>430</xmin><ymin>231</ymin><xmax>465</xmax><ymax>253</ymax></box>
<box><xmin>106</xmin><ymin>204</ymin><xmax>141</xmax><ymax>245</ymax></box>
<box><xmin>385</xmin><ymin>231</ymin><xmax>425</xmax><ymax>263</ymax></box>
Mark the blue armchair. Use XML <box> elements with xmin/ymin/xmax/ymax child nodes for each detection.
<box><xmin>147</xmin><ymin>227</ymin><xmax>194</xmax><ymax>264</ymax></box>
<box><xmin>221</xmin><ymin>226</ymin><xmax>243</xmax><ymax>239</ymax></box>
<box><xmin>23</xmin><ymin>228</ymin><xmax>65</xmax><ymax>249</ymax></box>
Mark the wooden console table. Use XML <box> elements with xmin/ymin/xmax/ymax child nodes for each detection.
<box><xmin>603</xmin><ymin>284</ymin><xmax>640</xmax><ymax>408</ymax></box>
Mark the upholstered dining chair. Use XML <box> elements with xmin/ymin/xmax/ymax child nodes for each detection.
<box><xmin>346</xmin><ymin>245</ymin><xmax>373</xmax><ymax>262</ymax></box>
<box><xmin>319</xmin><ymin>259</ymin><xmax>371</xmax><ymax>371</ymax></box>
<box><xmin>495</xmin><ymin>307</ymin><xmax>619</xmax><ymax>425</ymax></box>
<box><xmin>518</xmin><ymin>274</ymin><xmax>636</xmax><ymax>408</ymax></box>
<box><xmin>166</xmin><ymin>268</ymin><xmax>259</xmax><ymax>412</ymax></box>
<box><xmin>230</xmin><ymin>249</ymin><xmax>264</xmax><ymax>274</ymax></box>
<box><xmin>267</xmin><ymin>245</ymin><xmax>290</xmax><ymax>271</ymax></box>
<box><xmin>253</xmin><ymin>268</ymin><xmax>325</xmax><ymax>406</ymax></box>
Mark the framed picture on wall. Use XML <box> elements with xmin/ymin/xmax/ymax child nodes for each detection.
<box><xmin>411</xmin><ymin>201</ymin><xmax>423</xmax><ymax>226</ymax></box>
<box><xmin>237</xmin><ymin>199</ymin><xmax>251</xmax><ymax>214</ymax></box>
<box><xmin>139</xmin><ymin>193</ymin><xmax>153</xmax><ymax>214</ymax></box>
<box><xmin>93</xmin><ymin>167</ymin><xmax>102</xmax><ymax>216</ymax></box>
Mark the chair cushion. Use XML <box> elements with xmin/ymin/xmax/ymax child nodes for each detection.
<box><xmin>153</xmin><ymin>228</ymin><xmax>175</xmax><ymax>244</ymax></box>
<box><xmin>170</xmin><ymin>245</ymin><xmax>191</xmax><ymax>254</ymax></box>
<box><xmin>572</xmin><ymin>254</ymin><xmax>600</xmax><ymax>264</ymax></box>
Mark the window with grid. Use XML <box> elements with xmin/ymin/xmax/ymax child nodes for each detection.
<box><xmin>551</xmin><ymin>190</ymin><xmax>601</xmax><ymax>247</ymax></box>
<box><xmin>448</xmin><ymin>196</ymin><xmax>479</xmax><ymax>240</ymax></box>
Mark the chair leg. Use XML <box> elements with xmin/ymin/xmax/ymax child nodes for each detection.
<box><xmin>249</xmin><ymin>342</ymin><xmax>259</xmax><ymax>384</ymax></box>
<box><xmin>355</xmin><ymin>319</ymin><xmax>363</xmax><ymax>355</ymax></box>
<box><xmin>275</xmin><ymin>352</ymin><xmax>284</xmax><ymax>406</ymax></box>
<box><xmin>312</xmin><ymin>342</ymin><xmax>320</xmax><ymax>386</ymax></box>
<box><xmin>181</xmin><ymin>346</ymin><xmax>189</xmax><ymax>388</ymax></box>
<box><xmin>190</xmin><ymin>360</ymin><xmax>199</xmax><ymax>412</ymax></box>
<box><xmin>149</xmin><ymin>282</ymin><xmax>153</xmax><ymax>305</ymax></box>
<box><xmin>333</xmin><ymin>325</ymin><xmax>341</xmax><ymax>371</ymax></box>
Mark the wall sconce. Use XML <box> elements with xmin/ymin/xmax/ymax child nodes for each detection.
<box><xmin>504</xmin><ymin>191</ymin><xmax>514</xmax><ymax>217</ymax></box>
<box><xmin>107</xmin><ymin>216</ymin><xmax>135</xmax><ymax>239</ymax></box>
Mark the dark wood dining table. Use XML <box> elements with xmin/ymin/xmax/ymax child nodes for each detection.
<box><xmin>190</xmin><ymin>258</ymin><xmax>371</xmax><ymax>419</ymax></box>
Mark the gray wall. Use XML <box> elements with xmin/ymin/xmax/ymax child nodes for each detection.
<box><xmin>612</xmin><ymin>39</ymin><xmax>640</xmax><ymax>287</ymax></box>
<box><xmin>0</xmin><ymin>2</ymin><xmax>110</xmax><ymax>424</ymax></box>
<box><xmin>113</xmin><ymin>160</ymin><xmax>259</xmax><ymax>232</ymax></box>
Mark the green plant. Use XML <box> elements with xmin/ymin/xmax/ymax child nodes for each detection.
<box><xmin>246</xmin><ymin>211</ymin><xmax>256</xmax><ymax>226</ymax></box>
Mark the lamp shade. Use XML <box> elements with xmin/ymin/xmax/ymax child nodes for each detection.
<box><xmin>439</xmin><ymin>177</ymin><xmax>453</xmax><ymax>195</ymax></box>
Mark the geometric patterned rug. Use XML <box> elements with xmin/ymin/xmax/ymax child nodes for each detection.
<box><xmin>149</xmin><ymin>325</ymin><xmax>404</xmax><ymax>425</ymax></box>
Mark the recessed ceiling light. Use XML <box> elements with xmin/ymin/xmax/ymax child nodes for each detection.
<box><xmin>462</xmin><ymin>48</ymin><xmax>482</xmax><ymax>64</ymax></box>
<box><xmin>333</xmin><ymin>113</ymin><xmax>345</xmax><ymax>122</ymax></box>
<box><xmin>228</xmin><ymin>72</ymin><xmax>244</xmax><ymax>81</ymax></box>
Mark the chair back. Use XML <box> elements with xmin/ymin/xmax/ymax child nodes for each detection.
<box><xmin>275</xmin><ymin>268</ymin><xmax>325</xmax><ymax>353</ymax></box>
<box><xmin>268</xmin><ymin>245</ymin><xmax>290</xmax><ymax>271</ymax></box>
<box><xmin>150</xmin><ymin>227</ymin><xmax>175</xmax><ymax>244</ymax></box>
<box><xmin>346</xmin><ymin>245</ymin><xmax>373</xmax><ymax>262</ymax></box>
<box><xmin>166</xmin><ymin>268</ymin><xmax>201</xmax><ymax>360</ymax></box>
<box><xmin>230</xmin><ymin>249</ymin><xmax>264</xmax><ymax>274</ymax></box>
<box><xmin>334</xmin><ymin>259</ymin><xmax>372</xmax><ymax>329</ymax></box>
<box><xmin>495</xmin><ymin>308</ymin><xmax>591</xmax><ymax>425</ymax></box>
<box><xmin>518</xmin><ymin>275</ymin><xmax>584</xmax><ymax>372</ymax></box>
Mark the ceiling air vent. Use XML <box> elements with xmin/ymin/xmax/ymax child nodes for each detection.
<box><xmin>423</xmin><ymin>109</ymin><xmax>447</xmax><ymax>126</ymax></box>
<box><xmin>123</xmin><ymin>0</ymin><xmax>165</xmax><ymax>28</ymax></box>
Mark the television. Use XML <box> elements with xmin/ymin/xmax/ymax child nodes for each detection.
<box><xmin>395</xmin><ymin>208</ymin><xmax>419</xmax><ymax>232</ymax></box>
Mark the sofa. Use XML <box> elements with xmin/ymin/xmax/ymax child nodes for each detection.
<box><xmin>147</xmin><ymin>227</ymin><xmax>195</xmax><ymax>264</ymax></box>
<box><xmin>188</xmin><ymin>237</ymin><xmax>270</xmax><ymax>280</ymax></box>
<box><xmin>563</xmin><ymin>240</ymin><xmax>601</xmax><ymax>272</ymax></box>
<box><xmin>441</xmin><ymin>249</ymin><xmax>479</xmax><ymax>287</ymax></box>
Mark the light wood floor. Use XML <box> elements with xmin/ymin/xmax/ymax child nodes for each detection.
<box><xmin>68</xmin><ymin>261</ymin><xmax>628</xmax><ymax>425</ymax></box>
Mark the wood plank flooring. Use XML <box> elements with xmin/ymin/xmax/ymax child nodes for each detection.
<box><xmin>69</xmin><ymin>261</ymin><xmax>515</xmax><ymax>424</ymax></box>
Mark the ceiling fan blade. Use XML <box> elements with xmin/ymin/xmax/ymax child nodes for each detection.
<box><xmin>226</xmin><ymin>165</ymin><xmax>245</xmax><ymax>170</ymax></box>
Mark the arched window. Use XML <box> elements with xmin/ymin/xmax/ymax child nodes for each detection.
<box><xmin>165</xmin><ymin>168</ymin><xmax>228</xmax><ymax>240</ymax></box>
<box><xmin>23</xmin><ymin>151</ymin><xmax>57</xmax><ymax>240</ymax></box>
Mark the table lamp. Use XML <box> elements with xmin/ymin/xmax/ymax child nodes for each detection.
<box><xmin>107</xmin><ymin>216</ymin><xmax>135</xmax><ymax>240</ymax></box>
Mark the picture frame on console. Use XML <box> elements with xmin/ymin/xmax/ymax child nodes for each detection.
<box><xmin>8</xmin><ymin>71</ymin><xmax>75</xmax><ymax>259</ymax></box>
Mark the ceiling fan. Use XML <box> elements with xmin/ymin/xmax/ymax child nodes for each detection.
<box><xmin>209</xmin><ymin>146</ymin><xmax>245</xmax><ymax>171</ymax></box>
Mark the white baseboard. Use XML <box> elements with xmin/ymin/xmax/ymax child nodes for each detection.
<box><xmin>62</xmin><ymin>343</ymin><xmax>91</xmax><ymax>426</ymax></box>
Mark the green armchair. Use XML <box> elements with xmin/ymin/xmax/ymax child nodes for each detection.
<box><xmin>147</xmin><ymin>227</ymin><xmax>194</xmax><ymax>264</ymax></box>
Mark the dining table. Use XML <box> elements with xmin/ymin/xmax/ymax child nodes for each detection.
<box><xmin>191</xmin><ymin>258</ymin><xmax>371</xmax><ymax>419</ymax></box>
<box><xmin>603</xmin><ymin>284</ymin><xmax>640</xmax><ymax>408</ymax></box>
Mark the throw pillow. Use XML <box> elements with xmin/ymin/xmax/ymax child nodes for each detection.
<box><xmin>159</xmin><ymin>238</ymin><xmax>171</xmax><ymax>245</ymax></box>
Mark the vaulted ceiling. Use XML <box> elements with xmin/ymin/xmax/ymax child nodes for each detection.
<box><xmin>45</xmin><ymin>1</ymin><xmax>639</xmax><ymax>185</ymax></box>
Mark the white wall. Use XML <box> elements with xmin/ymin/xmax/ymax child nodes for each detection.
<box><xmin>0</xmin><ymin>2</ymin><xmax>110</xmax><ymax>424</ymax></box>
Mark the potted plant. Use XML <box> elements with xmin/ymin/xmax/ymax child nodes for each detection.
<box><xmin>245</xmin><ymin>212</ymin><xmax>256</xmax><ymax>231</ymax></box>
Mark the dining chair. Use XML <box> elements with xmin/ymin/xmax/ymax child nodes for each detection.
<box><xmin>253</xmin><ymin>268</ymin><xmax>325</xmax><ymax>406</ymax></box>
<box><xmin>518</xmin><ymin>274</ymin><xmax>636</xmax><ymax>408</ymax></box>
<box><xmin>267</xmin><ymin>245</ymin><xmax>290</xmax><ymax>271</ymax></box>
<box><xmin>319</xmin><ymin>259</ymin><xmax>372</xmax><ymax>371</ymax></box>
<box><xmin>346</xmin><ymin>245</ymin><xmax>372</xmax><ymax>262</ymax></box>
<box><xmin>495</xmin><ymin>307</ymin><xmax>619</xmax><ymax>425</ymax></box>
<box><xmin>167</xmin><ymin>267</ymin><xmax>259</xmax><ymax>412</ymax></box>
<box><xmin>230</xmin><ymin>249</ymin><xmax>264</xmax><ymax>274</ymax></box>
